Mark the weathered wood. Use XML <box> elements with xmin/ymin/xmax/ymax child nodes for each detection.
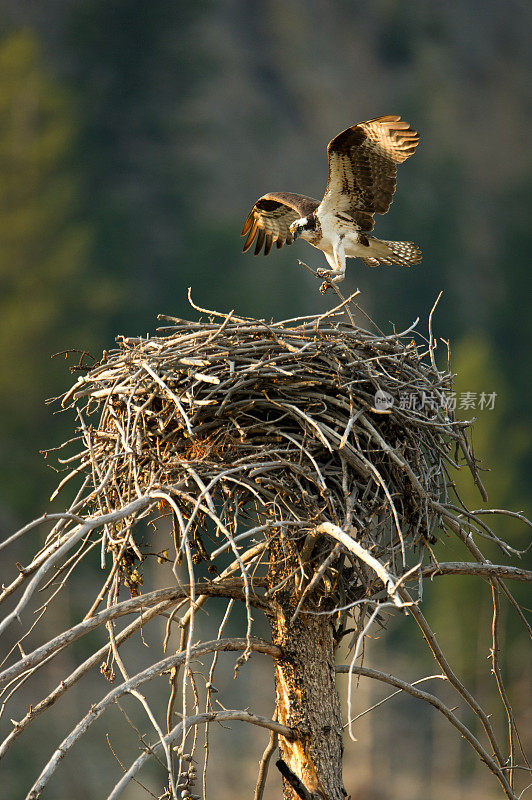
<box><xmin>269</xmin><ymin>538</ymin><xmax>346</xmax><ymax>800</ymax></box>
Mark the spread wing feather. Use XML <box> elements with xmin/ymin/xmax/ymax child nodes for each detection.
<box><xmin>241</xmin><ymin>192</ymin><xmax>319</xmax><ymax>255</ymax></box>
<box><xmin>317</xmin><ymin>115</ymin><xmax>419</xmax><ymax>229</ymax></box>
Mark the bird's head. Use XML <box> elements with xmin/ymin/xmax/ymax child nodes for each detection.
<box><xmin>290</xmin><ymin>214</ymin><xmax>318</xmax><ymax>241</ymax></box>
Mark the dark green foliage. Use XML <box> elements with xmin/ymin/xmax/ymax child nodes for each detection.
<box><xmin>0</xmin><ymin>31</ymin><xmax>115</xmax><ymax>511</ymax></box>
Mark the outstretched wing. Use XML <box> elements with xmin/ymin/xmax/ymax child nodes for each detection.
<box><xmin>241</xmin><ymin>192</ymin><xmax>319</xmax><ymax>255</ymax></box>
<box><xmin>318</xmin><ymin>115</ymin><xmax>419</xmax><ymax>231</ymax></box>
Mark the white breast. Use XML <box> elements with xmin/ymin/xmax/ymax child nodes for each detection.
<box><xmin>315</xmin><ymin>212</ymin><xmax>344</xmax><ymax>252</ymax></box>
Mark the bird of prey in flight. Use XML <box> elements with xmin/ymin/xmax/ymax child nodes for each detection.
<box><xmin>241</xmin><ymin>115</ymin><xmax>421</xmax><ymax>292</ymax></box>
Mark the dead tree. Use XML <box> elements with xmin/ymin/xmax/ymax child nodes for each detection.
<box><xmin>0</xmin><ymin>291</ymin><xmax>530</xmax><ymax>799</ymax></box>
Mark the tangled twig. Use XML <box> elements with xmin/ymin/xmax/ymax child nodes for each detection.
<box><xmin>0</xmin><ymin>292</ymin><xmax>529</xmax><ymax>799</ymax></box>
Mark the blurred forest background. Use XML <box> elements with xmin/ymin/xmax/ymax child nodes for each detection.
<box><xmin>0</xmin><ymin>1</ymin><xmax>530</xmax><ymax>798</ymax></box>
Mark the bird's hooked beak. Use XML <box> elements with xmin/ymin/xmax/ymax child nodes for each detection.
<box><xmin>289</xmin><ymin>219</ymin><xmax>303</xmax><ymax>240</ymax></box>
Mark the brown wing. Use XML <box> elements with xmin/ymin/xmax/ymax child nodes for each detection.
<box><xmin>241</xmin><ymin>192</ymin><xmax>319</xmax><ymax>255</ymax></box>
<box><xmin>318</xmin><ymin>115</ymin><xmax>419</xmax><ymax>230</ymax></box>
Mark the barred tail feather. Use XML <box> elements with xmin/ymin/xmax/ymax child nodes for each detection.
<box><xmin>361</xmin><ymin>239</ymin><xmax>422</xmax><ymax>267</ymax></box>
<box><xmin>379</xmin><ymin>239</ymin><xmax>422</xmax><ymax>266</ymax></box>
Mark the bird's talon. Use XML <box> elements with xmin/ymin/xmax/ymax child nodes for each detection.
<box><xmin>319</xmin><ymin>281</ymin><xmax>331</xmax><ymax>294</ymax></box>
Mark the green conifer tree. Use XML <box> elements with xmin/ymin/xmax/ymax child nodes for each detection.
<box><xmin>0</xmin><ymin>31</ymin><xmax>112</xmax><ymax>513</ymax></box>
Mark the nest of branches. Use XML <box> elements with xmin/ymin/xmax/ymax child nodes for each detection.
<box><xmin>57</xmin><ymin>293</ymin><xmax>483</xmax><ymax>610</ymax></box>
<box><xmin>3</xmin><ymin>293</ymin><xmax>530</xmax><ymax>800</ymax></box>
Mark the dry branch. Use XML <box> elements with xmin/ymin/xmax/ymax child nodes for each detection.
<box><xmin>1</xmin><ymin>294</ymin><xmax>529</xmax><ymax>799</ymax></box>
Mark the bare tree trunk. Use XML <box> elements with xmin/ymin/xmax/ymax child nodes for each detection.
<box><xmin>268</xmin><ymin>539</ymin><xmax>346</xmax><ymax>800</ymax></box>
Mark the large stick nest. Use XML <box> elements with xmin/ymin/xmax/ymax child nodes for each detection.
<box><xmin>57</xmin><ymin>295</ymin><xmax>483</xmax><ymax>609</ymax></box>
<box><xmin>3</xmin><ymin>295</ymin><xmax>529</xmax><ymax>800</ymax></box>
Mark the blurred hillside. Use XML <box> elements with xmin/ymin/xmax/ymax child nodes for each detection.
<box><xmin>0</xmin><ymin>2</ymin><xmax>530</xmax><ymax>798</ymax></box>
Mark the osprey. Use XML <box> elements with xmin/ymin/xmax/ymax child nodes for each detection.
<box><xmin>241</xmin><ymin>115</ymin><xmax>421</xmax><ymax>290</ymax></box>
